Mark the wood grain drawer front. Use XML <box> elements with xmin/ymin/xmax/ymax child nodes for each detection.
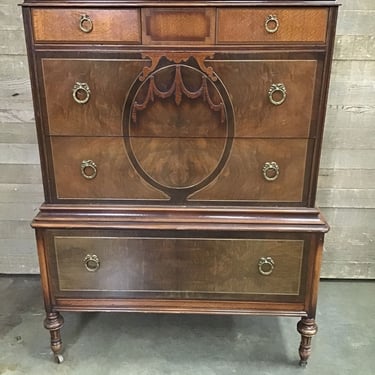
<box><xmin>212</xmin><ymin>59</ymin><xmax>318</xmax><ymax>138</ymax></box>
<box><xmin>50</xmin><ymin>137</ymin><xmax>308</xmax><ymax>203</ymax></box>
<box><xmin>142</xmin><ymin>8</ymin><xmax>215</xmax><ymax>44</ymax></box>
<box><xmin>32</xmin><ymin>9</ymin><xmax>141</xmax><ymax>43</ymax></box>
<box><xmin>42</xmin><ymin>57</ymin><xmax>317</xmax><ymax>138</ymax></box>
<box><xmin>52</xmin><ymin>236</ymin><xmax>304</xmax><ymax>299</ymax></box>
<box><xmin>50</xmin><ymin>137</ymin><xmax>168</xmax><ymax>201</ymax></box>
<box><xmin>217</xmin><ymin>8</ymin><xmax>328</xmax><ymax>44</ymax></box>
<box><xmin>42</xmin><ymin>58</ymin><xmax>146</xmax><ymax>136</ymax></box>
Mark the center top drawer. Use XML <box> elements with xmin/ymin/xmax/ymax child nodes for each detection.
<box><xmin>31</xmin><ymin>7</ymin><xmax>329</xmax><ymax>45</ymax></box>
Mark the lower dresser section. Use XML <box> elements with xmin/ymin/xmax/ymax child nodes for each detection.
<box><xmin>40</xmin><ymin>229</ymin><xmax>319</xmax><ymax>308</ymax></box>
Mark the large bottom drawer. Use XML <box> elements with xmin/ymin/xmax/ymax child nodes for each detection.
<box><xmin>44</xmin><ymin>230</ymin><xmax>311</xmax><ymax>303</ymax></box>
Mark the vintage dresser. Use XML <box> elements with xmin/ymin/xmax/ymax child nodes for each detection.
<box><xmin>22</xmin><ymin>0</ymin><xmax>339</xmax><ymax>365</ymax></box>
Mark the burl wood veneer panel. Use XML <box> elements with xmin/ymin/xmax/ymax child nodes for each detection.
<box><xmin>50</xmin><ymin>137</ymin><xmax>168</xmax><ymax>200</ymax></box>
<box><xmin>42</xmin><ymin>59</ymin><xmax>146</xmax><ymax>136</ymax></box>
<box><xmin>32</xmin><ymin>9</ymin><xmax>141</xmax><ymax>43</ymax></box>
<box><xmin>189</xmin><ymin>138</ymin><xmax>309</xmax><ymax>203</ymax></box>
<box><xmin>142</xmin><ymin>8</ymin><xmax>215</xmax><ymax>44</ymax></box>
<box><xmin>52</xmin><ymin>236</ymin><xmax>304</xmax><ymax>297</ymax></box>
<box><xmin>211</xmin><ymin>59</ymin><xmax>318</xmax><ymax>138</ymax></box>
<box><xmin>217</xmin><ymin>8</ymin><xmax>328</xmax><ymax>44</ymax></box>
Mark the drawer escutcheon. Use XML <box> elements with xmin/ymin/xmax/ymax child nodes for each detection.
<box><xmin>262</xmin><ymin>161</ymin><xmax>280</xmax><ymax>182</ymax></box>
<box><xmin>72</xmin><ymin>82</ymin><xmax>91</xmax><ymax>104</ymax></box>
<box><xmin>83</xmin><ymin>254</ymin><xmax>100</xmax><ymax>272</ymax></box>
<box><xmin>268</xmin><ymin>83</ymin><xmax>287</xmax><ymax>106</ymax></box>
<box><xmin>79</xmin><ymin>14</ymin><xmax>93</xmax><ymax>33</ymax></box>
<box><xmin>265</xmin><ymin>15</ymin><xmax>279</xmax><ymax>34</ymax></box>
<box><xmin>80</xmin><ymin>160</ymin><xmax>97</xmax><ymax>180</ymax></box>
<box><xmin>258</xmin><ymin>256</ymin><xmax>275</xmax><ymax>276</ymax></box>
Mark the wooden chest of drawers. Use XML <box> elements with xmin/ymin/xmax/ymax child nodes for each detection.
<box><xmin>22</xmin><ymin>0</ymin><xmax>338</xmax><ymax>366</ymax></box>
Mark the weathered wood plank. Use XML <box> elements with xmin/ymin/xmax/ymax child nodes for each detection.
<box><xmin>322</xmin><ymin>127</ymin><xmax>375</xmax><ymax>150</ymax></box>
<box><xmin>340</xmin><ymin>0</ymin><xmax>374</xmax><ymax>11</ymax></box>
<box><xmin>0</xmin><ymin>220</ymin><xmax>35</xmax><ymax>239</ymax></box>
<box><xmin>0</xmin><ymin>184</ymin><xmax>43</xmax><ymax>203</ymax></box>
<box><xmin>0</xmin><ymin>1</ymin><xmax>23</xmax><ymax>31</ymax></box>
<box><xmin>321</xmin><ymin>261</ymin><xmax>373</xmax><ymax>279</ymax></box>
<box><xmin>323</xmin><ymin>226</ymin><xmax>374</xmax><ymax>262</ymax></box>
<box><xmin>320</xmin><ymin>208</ymin><xmax>375</xmax><ymax>228</ymax></box>
<box><xmin>0</xmin><ymin>30</ymin><xmax>26</xmax><ymax>55</ymax></box>
<box><xmin>337</xmin><ymin>10</ymin><xmax>375</xmax><ymax>36</ymax></box>
<box><xmin>320</xmin><ymin>149</ymin><xmax>374</xmax><ymax>170</ymax></box>
<box><xmin>0</xmin><ymin>242</ymin><xmax>39</xmax><ymax>274</ymax></box>
<box><xmin>0</xmin><ymin>122</ymin><xmax>37</xmax><ymax>144</ymax></box>
<box><xmin>318</xmin><ymin>169</ymin><xmax>375</xmax><ymax>190</ymax></box>
<box><xmin>334</xmin><ymin>35</ymin><xmax>375</xmax><ymax>61</ymax></box>
<box><xmin>328</xmin><ymin>61</ymin><xmax>375</xmax><ymax>106</ymax></box>
<box><xmin>0</xmin><ymin>77</ymin><xmax>32</xmax><ymax>103</ymax></box>
<box><xmin>316</xmin><ymin>188</ymin><xmax>375</xmax><ymax>209</ymax></box>
<box><xmin>0</xmin><ymin>144</ymin><xmax>40</xmax><ymax>164</ymax></box>
<box><xmin>368</xmin><ymin>264</ymin><xmax>375</xmax><ymax>279</ymax></box>
<box><xmin>325</xmin><ymin>104</ymin><xmax>375</xmax><ymax>130</ymax></box>
<box><xmin>0</xmin><ymin>164</ymin><xmax>42</xmax><ymax>184</ymax></box>
<box><xmin>0</xmin><ymin>78</ymin><xmax>34</xmax><ymax>122</ymax></box>
<box><xmin>0</xmin><ymin>203</ymin><xmax>40</xmax><ymax>220</ymax></box>
<box><xmin>0</xmin><ymin>108</ymin><xmax>35</xmax><ymax>123</ymax></box>
<box><xmin>0</xmin><ymin>55</ymin><xmax>29</xmax><ymax>79</ymax></box>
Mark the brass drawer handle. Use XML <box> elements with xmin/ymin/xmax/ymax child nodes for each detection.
<box><xmin>81</xmin><ymin>160</ymin><xmax>97</xmax><ymax>180</ymax></box>
<box><xmin>258</xmin><ymin>257</ymin><xmax>275</xmax><ymax>276</ymax></box>
<box><xmin>262</xmin><ymin>161</ymin><xmax>280</xmax><ymax>181</ymax></box>
<box><xmin>72</xmin><ymin>82</ymin><xmax>91</xmax><ymax>104</ymax></box>
<box><xmin>79</xmin><ymin>14</ymin><xmax>93</xmax><ymax>33</ymax></box>
<box><xmin>83</xmin><ymin>254</ymin><xmax>100</xmax><ymax>272</ymax></box>
<box><xmin>265</xmin><ymin>15</ymin><xmax>279</xmax><ymax>34</ymax></box>
<box><xmin>268</xmin><ymin>83</ymin><xmax>287</xmax><ymax>106</ymax></box>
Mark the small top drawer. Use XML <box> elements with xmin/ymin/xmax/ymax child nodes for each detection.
<box><xmin>217</xmin><ymin>8</ymin><xmax>328</xmax><ymax>44</ymax></box>
<box><xmin>31</xmin><ymin>9</ymin><xmax>141</xmax><ymax>43</ymax></box>
<box><xmin>142</xmin><ymin>8</ymin><xmax>215</xmax><ymax>45</ymax></box>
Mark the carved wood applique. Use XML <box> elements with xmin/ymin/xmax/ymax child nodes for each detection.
<box><xmin>139</xmin><ymin>52</ymin><xmax>217</xmax><ymax>81</ymax></box>
<box><xmin>132</xmin><ymin>64</ymin><xmax>225</xmax><ymax>124</ymax></box>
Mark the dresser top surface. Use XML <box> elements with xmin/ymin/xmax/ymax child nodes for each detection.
<box><xmin>22</xmin><ymin>0</ymin><xmax>339</xmax><ymax>6</ymax></box>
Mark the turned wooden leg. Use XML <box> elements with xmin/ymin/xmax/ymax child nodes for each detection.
<box><xmin>297</xmin><ymin>317</ymin><xmax>318</xmax><ymax>367</ymax></box>
<box><xmin>44</xmin><ymin>312</ymin><xmax>64</xmax><ymax>363</ymax></box>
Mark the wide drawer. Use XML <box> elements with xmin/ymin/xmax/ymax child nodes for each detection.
<box><xmin>217</xmin><ymin>8</ymin><xmax>328</xmax><ymax>44</ymax></box>
<box><xmin>46</xmin><ymin>231</ymin><xmax>307</xmax><ymax>301</ymax></box>
<box><xmin>41</xmin><ymin>57</ymin><xmax>318</xmax><ymax>138</ymax></box>
<box><xmin>49</xmin><ymin>137</ymin><xmax>309</xmax><ymax>204</ymax></box>
<box><xmin>32</xmin><ymin>9</ymin><xmax>141</xmax><ymax>43</ymax></box>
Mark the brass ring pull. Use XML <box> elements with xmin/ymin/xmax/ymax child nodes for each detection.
<box><xmin>79</xmin><ymin>14</ymin><xmax>93</xmax><ymax>33</ymax></box>
<box><xmin>265</xmin><ymin>15</ymin><xmax>279</xmax><ymax>34</ymax></box>
<box><xmin>83</xmin><ymin>254</ymin><xmax>100</xmax><ymax>272</ymax></box>
<box><xmin>263</xmin><ymin>161</ymin><xmax>280</xmax><ymax>181</ymax></box>
<box><xmin>258</xmin><ymin>257</ymin><xmax>275</xmax><ymax>276</ymax></box>
<box><xmin>268</xmin><ymin>83</ymin><xmax>287</xmax><ymax>106</ymax></box>
<box><xmin>72</xmin><ymin>82</ymin><xmax>91</xmax><ymax>104</ymax></box>
<box><xmin>81</xmin><ymin>160</ymin><xmax>97</xmax><ymax>180</ymax></box>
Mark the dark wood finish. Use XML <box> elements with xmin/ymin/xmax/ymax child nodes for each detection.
<box><xmin>142</xmin><ymin>8</ymin><xmax>215</xmax><ymax>44</ymax></box>
<box><xmin>217</xmin><ymin>8</ymin><xmax>329</xmax><ymax>44</ymax></box>
<box><xmin>32</xmin><ymin>8</ymin><xmax>141</xmax><ymax>43</ymax></box>
<box><xmin>50</xmin><ymin>136</ymin><xmax>309</xmax><ymax>203</ymax></box>
<box><xmin>22</xmin><ymin>0</ymin><xmax>338</xmax><ymax>365</ymax></box>
<box><xmin>297</xmin><ymin>317</ymin><xmax>318</xmax><ymax>366</ymax></box>
<box><xmin>42</xmin><ymin>58</ymin><xmax>146</xmax><ymax>136</ymax></box>
<box><xmin>50</xmin><ymin>137</ymin><xmax>168</xmax><ymax>200</ymax></box>
<box><xmin>50</xmin><ymin>235</ymin><xmax>304</xmax><ymax>297</ymax></box>
<box><xmin>43</xmin><ymin>312</ymin><xmax>64</xmax><ymax>363</ymax></box>
<box><xmin>211</xmin><ymin>59</ymin><xmax>319</xmax><ymax>138</ymax></box>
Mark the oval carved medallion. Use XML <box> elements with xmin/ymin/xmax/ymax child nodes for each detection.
<box><xmin>123</xmin><ymin>63</ymin><xmax>234</xmax><ymax>203</ymax></box>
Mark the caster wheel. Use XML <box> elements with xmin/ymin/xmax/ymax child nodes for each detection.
<box><xmin>299</xmin><ymin>360</ymin><xmax>307</xmax><ymax>368</ymax></box>
<box><xmin>54</xmin><ymin>354</ymin><xmax>64</xmax><ymax>364</ymax></box>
